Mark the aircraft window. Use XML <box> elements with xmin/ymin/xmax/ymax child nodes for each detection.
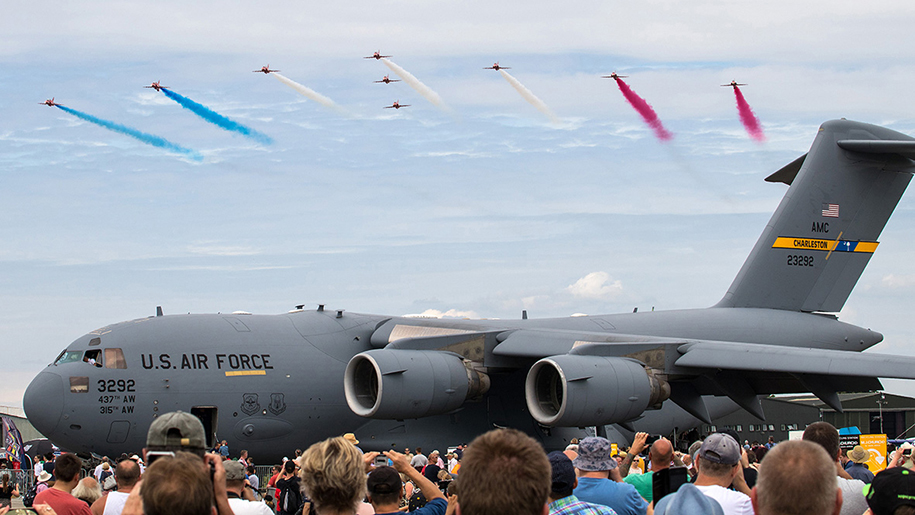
<box><xmin>55</xmin><ymin>351</ymin><xmax>83</xmax><ymax>365</ymax></box>
<box><xmin>84</xmin><ymin>349</ymin><xmax>102</xmax><ymax>367</ymax></box>
<box><xmin>69</xmin><ymin>376</ymin><xmax>89</xmax><ymax>393</ymax></box>
<box><xmin>89</xmin><ymin>337</ymin><xmax>101</xmax><ymax>346</ymax></box>
<box><xmin>104</xmin><ymin>348</ymin><xmax>127</xmax><ymax>369</ymax></box>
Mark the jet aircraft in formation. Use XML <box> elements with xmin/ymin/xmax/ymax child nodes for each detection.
<box><xmin>601</xmin><ymin>72</ymin><xmax>629</xmax><ymax>81</ymax></box>
<box><xmin>23</xmin><ymin>119</ymin><xmax>915</xmax><ymax>462</ymax></box>
<box><xmin>253</xmin><ymin>65</ymin><xmax>279</xmax><ymax>74</ymax></box>
<box><xmin>39</xmin><ymin>98</ymin><xmax>62</xmax><ymax>107</ymax></box>
<box><xmin>384</xmin><ymin>101</ymin><xmax>410</xmax><ymax>109</ymax></box>
<box><xmin>144</xmin><ymin>82</ymin><xmax>167</xmax><ymax>92</ymax></box>
<box><xmin>722</xmin><ymin>80</ymin><xmax>748</xmax><ymax>88</ymax></box>
<box><xmin>364</xmin><ymin>52</ymin><xmax>392</xmax><ymax>60</ymax></box>
<box><xmin>374</xmin><ymin>75</ymin><xmax>400</xmax><ymax>84</ymax></box>
<box><xmin>484</xmin><ymin>62</ymin><xmax>510</xmax><ymax>70</ymax></box>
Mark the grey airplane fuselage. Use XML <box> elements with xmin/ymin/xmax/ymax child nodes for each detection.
<box><xmin>24</xmin><ymin>305</ymin><xmax>879</xmax><ymax>461</ymax></box>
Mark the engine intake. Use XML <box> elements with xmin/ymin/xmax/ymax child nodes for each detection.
<box><xmin>525</xmin><ymin>355</ymin><xmax>669</xmax><ymax>427</ymax></box>
<box><xmin>344</xmin><ymin>349</ymin><xmax>490</xmax><ymax>419</ymax></box>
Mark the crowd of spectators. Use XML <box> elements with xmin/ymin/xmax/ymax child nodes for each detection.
<box><xmin>9</xmin><ymin>413</ymin><xmax>915</xmax><ymax>515</ymax></box>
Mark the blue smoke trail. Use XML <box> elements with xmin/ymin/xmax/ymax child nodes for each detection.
<box><xmin>56</xmin><ymin>105</ymin><xmax>202</xmax><ymax>160</ymax></box>
<box><xmin>160</xmin><ymin>88</ymin><xmax>272</xmax><ymax>144</ymax></box>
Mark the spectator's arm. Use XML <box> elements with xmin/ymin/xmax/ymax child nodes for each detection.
<box><xmin>363</xmin><ymin>451</ymin><xmax>381</xmax><ymax>474</ymax></box>
<box><xmin>620</xmin><ymin>432</ymin><xmax>649</xmax><ymax>477</ymax></box>
<box><xmin>205</xmin><ymin>453</ymin><xmax>236</xmax><ymax>515</ymax></box>
<box><xmin>731</xmin><ymin>465</ymin><xmax>752</xmax><ymax>496</ymax></box>
<box><xmin>673</xmin><ymin>450</ymin><xmax>684</xmax><ymax>468</ymax></box>
<box><xmin>386</xmin><ymin>450</ymin><xmax>445</xmax><ymax>501</ymax></box>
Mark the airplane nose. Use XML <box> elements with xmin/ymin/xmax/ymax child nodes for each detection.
<box><xmin>23</xmin><ymin>370</ymin><xmax>64</xmax><ymax>437</ymax></box>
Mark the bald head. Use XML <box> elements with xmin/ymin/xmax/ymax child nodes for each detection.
<box><xmin>650</xmin><ymin>438</ymin><xmax>673</xmax><ymax>470</ymax></box>
<box><xmin>116</xmin><ymin>459</ymin><xmax>141</xmax><ymax>487</ymax></box>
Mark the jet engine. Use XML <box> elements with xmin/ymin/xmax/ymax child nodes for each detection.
<box><xmin>344</xmin><ymin>349</ymin><xmax>490</xmax><ymax>419</ymax></box>
<box><xmin>525</xmin><ymin>355</ymin><xmax>669</xmax><ymax>427</ymax></box>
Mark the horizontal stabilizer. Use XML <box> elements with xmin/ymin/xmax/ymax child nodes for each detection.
<box><xmin>765</xmin><ymin>153</ymin><xmax>807</xmax><ymax>185</ymax></box>
<box><xmin>676</xmin><ymin>341</ymin><xmax>915</xmax><ymax>379</ymax></box>
<box><xmin>837</xmin><ymin>139</ymin><xmax>915</xmax><ymax>159</ymax></box>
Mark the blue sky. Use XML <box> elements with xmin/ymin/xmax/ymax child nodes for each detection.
<box><xmin>4</xmin><ymin>0</ymin><xmax>915</xmax><ymax>407</ymax></box>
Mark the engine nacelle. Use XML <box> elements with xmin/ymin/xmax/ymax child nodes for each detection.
<box><xmin>525</xmin><ymin>355</ymin><xmax>669</xmax><ymax>427</ymax></box>
<box><xmin>344</xmin><ymin>349</ymin><xmax>490</xmax><ymax>419</ymax></box>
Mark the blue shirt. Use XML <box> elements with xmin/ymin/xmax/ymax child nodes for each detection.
<box><xmin>376</xmin><ymin>497</ymin><xmax>447</xmax><ymax>515</ymax></box>
<box><xmin>574</xmin><ymin>477</ymin><xmax>647</xmax><ymax>515</ymax></box>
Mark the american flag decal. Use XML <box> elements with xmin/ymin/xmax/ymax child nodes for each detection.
<box><xmin>822</xmin><ymin>203</ymin><xmax>839</xmax><ymax>218</ymax></box>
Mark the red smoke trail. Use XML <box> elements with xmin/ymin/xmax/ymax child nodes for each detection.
<box><xmin>615</xmin><ymin>79</ymin><xmax>673</xmax><ymax>142</ymax></box>
<box><xmin>733</xmin><ymin>87</ymin><xmax>765</xmax><ymax>142</ymax></box>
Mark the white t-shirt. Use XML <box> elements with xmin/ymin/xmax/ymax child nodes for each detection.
<box><xmin>838</xmin><ymin>477</ymin><xmax>868</xmax><ymax>515</ymax></box>
<box><xmin>694</xmin><ymin>484</ymin><xmax>754</xmax><ymax>515</ymax></box>
<box><xmin>227</xmin><ymin>498</ymin><xmax>274</xmax><ymax>515</ymax></box>
<box><xmin>102</xmin><ymin>491</ymin><xmax>130</xmax><ymax>515</ymax></box>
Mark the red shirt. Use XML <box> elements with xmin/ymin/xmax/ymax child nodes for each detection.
<box><xmin>34</xmin><ymin>487</ymin><xmax>93</xmax><ymax>515</ymax></box>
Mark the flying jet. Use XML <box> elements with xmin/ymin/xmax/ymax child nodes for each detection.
<box><xmin>722</xmin><ymin>80</ymin><xmax>748</xmax><ymax>88</ymax></box>
<box><xmin>364</xmin><ymin>52</ymin><xmax>391</xmax><ymax>60</ymax></box>
<box><xmin>484</xmin><ymin>62</ymin><xmax>510</xmax><ymax>71</ymax></box>
<box><xmin>39</xmin><ymin>98</ymin><xmax>62</xmax><ymax>107</ymax></box>
<box><xmin>253</xmin><ymin>65</ymin><xmax>279</xmax><ymax>74</ymax></box>
<box><xmin>602</xmin><ymin>72</ymin><xmax>628</xmax><ymax>80</ymax></box>
<box><xmin>374</xmin><ymin>75</ymin><xmax>401</xmax><ymax>84</ymax></box>
<box><xmin>144</xmin><ymin>82</ymin><xmax>167</xmax><ymax>92</ymax></box>
<box><xmin>384</xmin><ymin>101</ymin><xmax>410</xmax><ymax>109</ymax></box>
<box><xmin>23</xmin><ymin>119</ymin><xmax>915</xmax><ymax>462</ymax></box>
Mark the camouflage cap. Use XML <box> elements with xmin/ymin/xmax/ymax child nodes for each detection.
<box><xmin>146</xmin><ymin>411</ymin><xmax>207</xmax><ymax>450</ymax></box>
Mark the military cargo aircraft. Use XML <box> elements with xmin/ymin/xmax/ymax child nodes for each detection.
<box><xmin>23</xmin><ymin>119</ymin><xmax>915</xmax><ymax>461</ymax></box>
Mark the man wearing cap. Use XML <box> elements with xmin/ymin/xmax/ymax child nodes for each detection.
<box><xmin>367</xmin><ymin>450</ymin><xmax>445</xmax><ymax>515</ymax></box>
<box><xmin>863</xmin><ymin>467</ymin><xmax>915</xmax><ymax>515</ymax></box>
<box><xmin>572</xmin><ymin>437</ymin><xmax>648</xmax><ymax>515</ymax></box>
<box><xmin>144</xmin><ymin>411</ymin><xmax>209</xmax><ymax>460</ymax></box>
<box><xmin>547</xmin><ymin>451</ymin><xmax>617</xmax><ymax>515</ymax></box>
<box><xmin>90</xmin><ymin>459</ymin><xmax>140</xmax><ymax>515</ymax></box>
<box><xmin>847</xmin><ymin>446</ymin><xmax>876</xmax><ymax>484</ymax></box>
<box><xmin>692</xmin><ymin>433</ymin><xmax>753</xmax><ymax>515</ymax></box>
<box><xmin>803</xmin><ymin>421</ymin><xmax>869</xmax><ymax>515</ymax></box>
<box><xmin>224</xmin><ymin>460</ymin><xmax>272</xmax><ymax>515</ymax></box>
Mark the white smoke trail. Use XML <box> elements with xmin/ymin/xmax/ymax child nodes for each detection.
<box><xmin>499</xmin><ymin>70</ymin><xmax>560</xmax><ymax>125</ymax></box>
<box><xmin>381</xmin><ymin>59</ymin><xmax>452</xmax><ymax>113</ymax></box>
<box><xmin>272</xmin><ymin>73</ymin><xmax>348</xmax><ymax>116</ymax></box>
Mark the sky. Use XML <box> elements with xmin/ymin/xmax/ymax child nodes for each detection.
<box><xmin>4</xmin><ymin>0</ymin><xmax>915</xmax><ymax>410</ymax></box>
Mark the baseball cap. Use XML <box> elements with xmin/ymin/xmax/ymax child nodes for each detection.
<box><xmin>864</xmin><ymin>467</ymin><xmax>915</xmax><ymax>515</ymax></box>
<box><xmin>367</xmin><ymin>466</ymin><xmax>402</xmax><ymax>495</ymax></box>
<box><xmin>572</xmin><ymin>437</ymin><xmax>617</xmax><ymax>471</ymax></box>
<box><xmin>698</xmin><ymin>433</ymin><xmax>740</xmax><ymax>465</ymax></box>
<box><xmin>146</xmin><ymin>411</ymin><xmax>207</xmax><ymax>450</ymax></box>
<box><xmin>548</xmin><ymin>451</ymin><xmax>576</xmax><ymax>494</ymax></box>
<box><xmin>224</xmin><ymin>460</ymin><xmax>247</xmax><ymax>481</ymax></box>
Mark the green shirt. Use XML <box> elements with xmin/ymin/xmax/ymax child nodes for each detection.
<box><xmin>623</xmin><ymin>471</ymin><xmax>653</xmax><ymax>502</ymax></box>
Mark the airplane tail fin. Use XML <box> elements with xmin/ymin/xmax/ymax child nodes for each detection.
<box><xmin>717</xmin><ymin>119</ymin><xmax>915</xmax><ymax>312</ymax></box>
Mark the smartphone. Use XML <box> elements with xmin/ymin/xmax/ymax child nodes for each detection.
<box><xmin>146</xmin><ymin>450</ymin><xmax>175</xmax><ymax>466</ymax></box>
<box><xmin>652</xmin><ymin>466</ymin><xmax>688</xmax><ymax>503</ymax></box>
<box><xmin>374</xmin><ymin>455</ymin><xmax>389</xmax><ymax>467</ymax></box>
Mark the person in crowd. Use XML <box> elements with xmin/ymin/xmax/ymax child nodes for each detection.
<box><xmin>411</xmin><ymin>447</ymin><xmax>429</xmax><ymax>470</ymax></box>
<box><xmin>72</xmin><ymin>478</ymin><xmax>102</xmax><ymax>507</ymax></box>
<box><xmin>572</xmin><ymin>437</ymin><xmax>647</xmax><ymax>515</ymax></box>
<box><xmin>423</xmin><ymin>451</ymin><xmax>443</xmax><ymax>483</ymax></box>
<box><xmin>0</xmin><ymin>473</ymin><xmax>19</xmax><ymax>508</ymax></box>
<box><xmin>266</xmin><ymin>464</ymin><xmax>282</xmax><ymax>506</ymax></box>
<box><xmin>846</xmin><ymin>445</ymin><xmax>876</xmax><ymax>484</ymax></box>
<box><xmin>238</xmin><ymin>450</ymin><xmax>249</xmax><ymax>468</ymax></box>
<box><xmin>297</xmin><ymin>436</ymin><xmax>373</xmax><ymax>515</ymax></box>
<box><xmin>36</xmin><ymin>470</ymin><xmax>54</xmax><ymax>494</ymax></box>
<box><xmin>750</xmin><ymin>439</ymin><xmax>842</xmax><ymax>515</ymax></box>
<box><xmin>765</xmin><ymin>436</ymin><xmax>777</xmax><ymax>449</ymax></box>
<box><xmin>622</xmin><ymin>434</ymin><xmax>678</xmax><ymax>503</ymax></box>
<box><xmin>218</xmin><ymin>440</ymin><xmax>230</xmax><ymax>459</ymax></box>
<box><xmin>454</xmin><ymin>428</ymin><xmax>551</xmax><ymax>515</ymax></box>
<box><xmin>93</xmin><ymin>458</ymin><xmax>110</xmax><ymax>482</ymax></box>
<box><xmin>143</xmin><ymin>411</ymin><xmax>208</xmax><ymax>461</ymax></box>
<box><xmin>43</xmin><ymin>453</ymin><xmax>56</xmax><ymax>479</ymax></box>
<box><xmin>98</xmin><ymin>463</ymin><xmax>115</xmax><ymax>492</ymax></box>
<box><xmin>803</xmin><ymin>421</ymin><xmax>869</xmax><ymax>515</ymax></box>
<box><xmin>546</xmin><ymin>451</ymin><xmax>617</xmax><ymax>515</ymax></box>
<box><xmin>135</xmin><ymin>452</ymin><xmax>233</xmax><ymax>515</ymax></box>
<box><xmin>366</xmin><ymin>450</ymin><xmax>446</xmax><ymax>515</ymax></box>
<box><xmin>654</xmin><ymin>483</ymin><xmax>725</xmax><ymax>515</ymax></box>
<box><xmin>863</xmin><ymin>466</ymin><xmax>915</xmax><ymax>515</ymax></box>
<box><xmin>245</xmin><ymin>465</ymin><xmax>260</xmax><ymax>499</ymax></box>
<box><xmin>692</xmin><ymin>433</ymin><xmax>753</xmax><ymax>515</ymax></box>
<box><xmin>33</xmin><ymin>453</ymin><xmax>92</xmax><ymax>515</ymax></box>
<box><xmin>275</xmin><ymin>459</ymin><xmax>302</xmax><ymax>515</ymax></box>
<box><xmin>888</xmin><ymin>443</ymin><xmax>915</xmax><ymax>470</ymax></box>
<box><xmin>90</xmin><ymin>458</ymin><xmax>141</xmax><ymax>515</ymax></box>
<box><xmin>223</xmin><ymin>460</ymin><xmax>272</xmax><ymax>515</ymax></box>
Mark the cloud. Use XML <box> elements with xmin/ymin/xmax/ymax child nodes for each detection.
<box><xmin>404</xmin><ymin>308</ymin><xmax>480</xmax><ymax>319</ymax></box>
<box><xmin>881</xmin><ymin>274</ymin><xmax>915</xmax><ymax>289</ymax></box>
<box><xmin>567</xmin><ymin>272</ymin><xmax>624</xmax><ymax>300</ymax></box>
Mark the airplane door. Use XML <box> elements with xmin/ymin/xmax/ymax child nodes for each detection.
<box><xmin>106</xmin><ymin>420</ymin><xmax>130</xmax><ymax>444</ymax></box>
<box><xmin>191</xmin><ymin>406</ymin><xmax>218</xmax><ymax>450</ymax></box>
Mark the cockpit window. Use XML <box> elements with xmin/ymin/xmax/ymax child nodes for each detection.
<box><xmin>104</xmin><ymin>348</ymin><xmax>127</xmax><ymax>369</ymax></box>
<box><xmin>69</xmin><ymin>376</ymin><xmax>88</xmax><ymax>393</ymax></box>
<box><xmin>55</xmin><ymin>351</ymin><xmax>83</xmax><ymax>365</ymax></box>
<box><xmin>84</xmin><ymin>349</ymin><xmax>102</xmax><ymax>367</ymax></box>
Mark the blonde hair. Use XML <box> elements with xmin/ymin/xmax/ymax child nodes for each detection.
<box><xmin>299</xmin><ymin>436</ymin><xmax>366</xmax><ymax>514</ymax></box>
